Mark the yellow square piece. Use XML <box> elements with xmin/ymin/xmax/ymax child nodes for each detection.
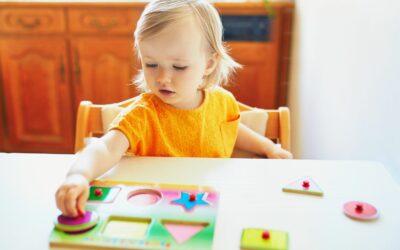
<box><xmin>240</xmin><ymin>228</ymin><xmax>288</xmax><ymax>250</ymax></box>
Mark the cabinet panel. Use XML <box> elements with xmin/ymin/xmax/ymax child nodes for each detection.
<box><xmin>0</xmin><ymin>38</ymin><xmax>74</xmax><ymax>152</ymax></box>
<box><xmin>71</xmin><ymin>38</ymin><xmax>139</xmax><ymax>109</ymax></box>
<box><xmin>0</xmin><ymin>7</ymin><xmax>65</xmax><ymax>34</ymax></box>
<box><xmin>68</xmin><ymin>8</ymin><xmax>141</xmax><ymax>34</ymax></box>
<box><xmin>225</xmin><ymin>42</ymin><xmax>278</xmax><ymax>109</ymax></box>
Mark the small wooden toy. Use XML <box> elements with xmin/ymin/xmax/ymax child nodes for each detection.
<box><xmin>50</xmin><ymin>180</ymin><xmax>219</xmax><ymax>249</ymax></box>
<box><xmin>55</xmin><ymin>211</ymin><xmax>99</xmax><ymax>233</ymax></box>
<box><xmin>343</xmin><ymin>201</ymin><xmax>379</xmax><ymax>221</ymax></box>
<box><xmin>240</xmin><ymin>228</ymin><xmax>288</xmax><ymax>250</ymax></box>
<box><xmin>282</xmin><ymin>176</ymin><xmax>324</xmax><ymax>196</ymax></box>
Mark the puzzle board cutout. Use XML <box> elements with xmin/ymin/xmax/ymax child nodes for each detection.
<box><xmin>49</xmin><ymin>180</ymin><xmax>219</xmax><ymax>249</ymax></box>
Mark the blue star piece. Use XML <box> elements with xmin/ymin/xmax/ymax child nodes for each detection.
<box><xmin>171</xmin><ymin>192</ymin><xmax>210</xmax><ymax>212</ymax></box>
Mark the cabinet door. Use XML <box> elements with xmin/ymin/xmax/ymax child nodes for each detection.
<box><xmin>0</xmin><ymin>39</ymin><xmax>74</xmax><ymax>153</ymax></box>
<box><xmin>71</xmin><ymin>38</ymin><xmax>139</xmax><ymax>109</ymax></box>
<box><xmin>225</xmin><ymin>42</ymin><xmax>278</xmax><ymax>109</ymax></box>
<box><xmin>0</xmin><ymin>100</ymin><xmax>4</xmax><ymax>151</ymax></box>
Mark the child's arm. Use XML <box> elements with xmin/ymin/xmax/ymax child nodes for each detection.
<box><xmin>55</xmin><ymin>130</ymin><xmax>129</xmax><ymax>217</ymax></box>
<box><xmin>235</xmin><ymin>123</ymin><xmax>293</xmax><ymax>159</ymax></box>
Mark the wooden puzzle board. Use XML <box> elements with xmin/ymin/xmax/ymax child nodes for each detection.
<box><xmin>49</xmin><ymin>180</ymin><xmax>219</xmax><ymax>250</ymax></box>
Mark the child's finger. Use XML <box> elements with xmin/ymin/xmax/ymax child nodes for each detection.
<box><xmin>64</xmin><ymin>188</ymin><xmax>81</xmax><ymax>217</ymax></box>
<box><xmin>77</xmin><ymin>187</ymin><xmax>89</xmax><ymax>215</ymax></box>
<box><xmin>285</xmin><ymin>152</ymin><xmax>293</xmax><ymax>159</ymax></box>
<box><xmin>55</xmin><ymin>187</ymin><xmax>67</xmax><ymax>214</ymax></box>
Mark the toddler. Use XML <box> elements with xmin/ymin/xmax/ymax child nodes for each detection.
<box><xmin>56</xmin><ymin>0</ymin><xmax>292</xmax><ymax>218</ymax></box>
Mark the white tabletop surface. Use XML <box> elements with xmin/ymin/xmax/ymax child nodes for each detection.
<box><xmin>0</xmin><ymin>153</ymin><xmax>399</xmax><ymax>250</ymax></box>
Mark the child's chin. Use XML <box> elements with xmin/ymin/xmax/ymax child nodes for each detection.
<box><xmin>157</xmin><ymin>95</ymin><xmax>176</xmax><ymax>105</ymax></box>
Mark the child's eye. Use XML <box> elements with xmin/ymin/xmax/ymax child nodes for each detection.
<box><xmin>173</xmin><ymin>65</ymin><xmax>187</xmax><ymax>71</ymax></box>
<box><xmin>145</xmin><ymin>63</ymin><xmax>158</xmax><ymax>68</ymax></box>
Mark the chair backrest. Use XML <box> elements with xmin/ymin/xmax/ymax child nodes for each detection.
<box><xmin>74</xmin><ymin>98</ymin><xmax>291</xmax><ymax>153</ymax></box>
<box><xmin>237</xmin><ymin>102</ymin><xmax>291</xmax><ymax>151</ymax></box>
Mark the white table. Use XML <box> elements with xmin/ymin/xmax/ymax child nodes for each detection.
<box><xmin>0</xmin><ymin>153</ymin><xmax>399</xmax><ymax>250</ymax></box>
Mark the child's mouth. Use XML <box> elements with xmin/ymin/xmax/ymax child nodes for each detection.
<box><xmin>159</xmin><ymin>89</ymin><xmax>176</xmax><ymax>97</ymax></box>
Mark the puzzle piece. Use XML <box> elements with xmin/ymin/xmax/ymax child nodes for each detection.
<box><xmin>282</xmin><ymin>176</ymin><xmax>323</xmax><ymax>196</ymax></box>
<box><xmin>240</xmin><ymin>228</ymin><xmax>288</xmax><ymax>250</ymax></box>
<box><xmin>171</xmin><ymin>192</ymin><xmax>210</xmax><ymax>212</ymax></box>
<box><xmin>54</xmin><ymin>211</ymin><xmax>99</xmax><ymax>233</ymax></box>
<box><xmin>343</xmin><ymin>201</ymin><xmax>379</xmax><ymax>221</ymax></box>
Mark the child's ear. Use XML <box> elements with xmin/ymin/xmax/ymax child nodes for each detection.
<box><xmin>204</xmin><ymin>52</ymin><xmax>219</xmax><ymax>76</ymax></box>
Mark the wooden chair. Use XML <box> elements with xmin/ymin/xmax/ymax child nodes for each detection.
<box><xmin>74</xmin><ymin>98</ymin><xmax>291</xmax><ymax>153</ymax></box>
<box><xmin>237</xmin><ymin>102</ymin><xmax>291</xmax><ymax>151</ymax></box>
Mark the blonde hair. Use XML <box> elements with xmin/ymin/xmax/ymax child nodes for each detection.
<box><xmin>133</xmin><ymin>0</ymin><xmax>241</xmax><ymax>92</ymax></box>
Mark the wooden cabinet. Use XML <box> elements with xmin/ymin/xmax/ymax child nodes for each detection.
<box><xmin>217</xmin><ymin>2</ymin><xmax>294</xmax><ymax>108</ymax></box>
<box><xmin>226</xmin><ymin>42</ymin><xmax>278</xmax><ymax>108</ymax></box>
<box><xmin>0</xmin><ymin>2</ymin><xmax>293</xmax><ymax>153</ymax></box>
<box><xmin>68</xmin><ymin>7</ymin><xmax>141</xmax><ymax>109</ymax></box>
<box><xmin>0</xmin><ymin>38</ymin><xmax>74</xmax><ymax>152</ymax></box>
<box><xmin>0</xmin><ymin>5</ymin><xmax>141</xmax><ymax>152</ymax></box>
<box><xmin>70</xmin><ymin>38</ymin><xmax>139</xmax><ymax>110</ymax></box>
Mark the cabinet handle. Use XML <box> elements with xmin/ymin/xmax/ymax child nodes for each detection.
<box><xmin>17</xmin><ymin>17</ymin><xmax>41</xmax><ymax>29</ymax></box>
<box><xmin>74</xmin><ymin>49</ymin><xmax>81</xmax><ymax>82</ymax></box>
<box><xmin>90</xmin><ymin>18</ymin><xmax>117</xmax><ymax>31</ymax></box>
<box><xmin>59</xmin><ymin>56</ymin><xmax>65</xmax><ymax>83</ymax></box>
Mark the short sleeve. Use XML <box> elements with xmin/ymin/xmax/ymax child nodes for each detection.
<box><xmin>217</xmin><ymin>87</ymin><xmax>240</xmax><ymax>121</ymax></box>
<box><xmin>214</xmin><ymin>87</ymin><xmax>240</xmax><ymax>156</ymax></box>
<box><xmin>108</xmin><ymin>104</ymin><xmax>146</xmax><ymax>154</ymax></box>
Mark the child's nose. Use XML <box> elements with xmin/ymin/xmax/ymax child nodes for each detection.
<box><xmin>156</xmin><ymin>68</ymin><xmax>171</xmax><ymax>85</ymax></box>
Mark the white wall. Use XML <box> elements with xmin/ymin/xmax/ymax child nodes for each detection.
<box><xmin>289</xmin><ymin>0</ymin><xmax>400</xmax><ymax>183</ymax></box>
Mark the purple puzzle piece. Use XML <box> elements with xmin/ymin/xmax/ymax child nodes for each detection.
<box><xmin>58</xmin><ymin>211</ymin><xmax>93</xmax><ymax>226</ymax></box>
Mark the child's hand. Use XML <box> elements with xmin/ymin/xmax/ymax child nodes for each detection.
<box><xmin>55</xmin><ymin>174</ymin><xmax>89</xmax><ymax>218</ymax></box>
<box><xmin>266</xmin><ymin>145</ymin><xmax>293</xmax><ymax>159</ymax></box>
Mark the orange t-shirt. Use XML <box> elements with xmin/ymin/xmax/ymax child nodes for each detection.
<box><xmin>109</xmin><ymin>87</ymin><xmax>240</xmax><ymax>157</ymax></box>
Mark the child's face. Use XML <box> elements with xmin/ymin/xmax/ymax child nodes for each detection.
<box><xmin>138</xmin><ymin>17</ymin><xmax>217</xmax><ymax>109</ymax></box>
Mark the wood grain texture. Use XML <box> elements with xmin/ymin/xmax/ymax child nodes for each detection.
<box><xmin>0</xmin><ymin>38</ymin><xmax>74</xmax><ymax>152</ymax></box>
<box><xmin>0</xmin><ymin>7</ymin><xmax>65</xmax><ymax>34</ymax></box>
